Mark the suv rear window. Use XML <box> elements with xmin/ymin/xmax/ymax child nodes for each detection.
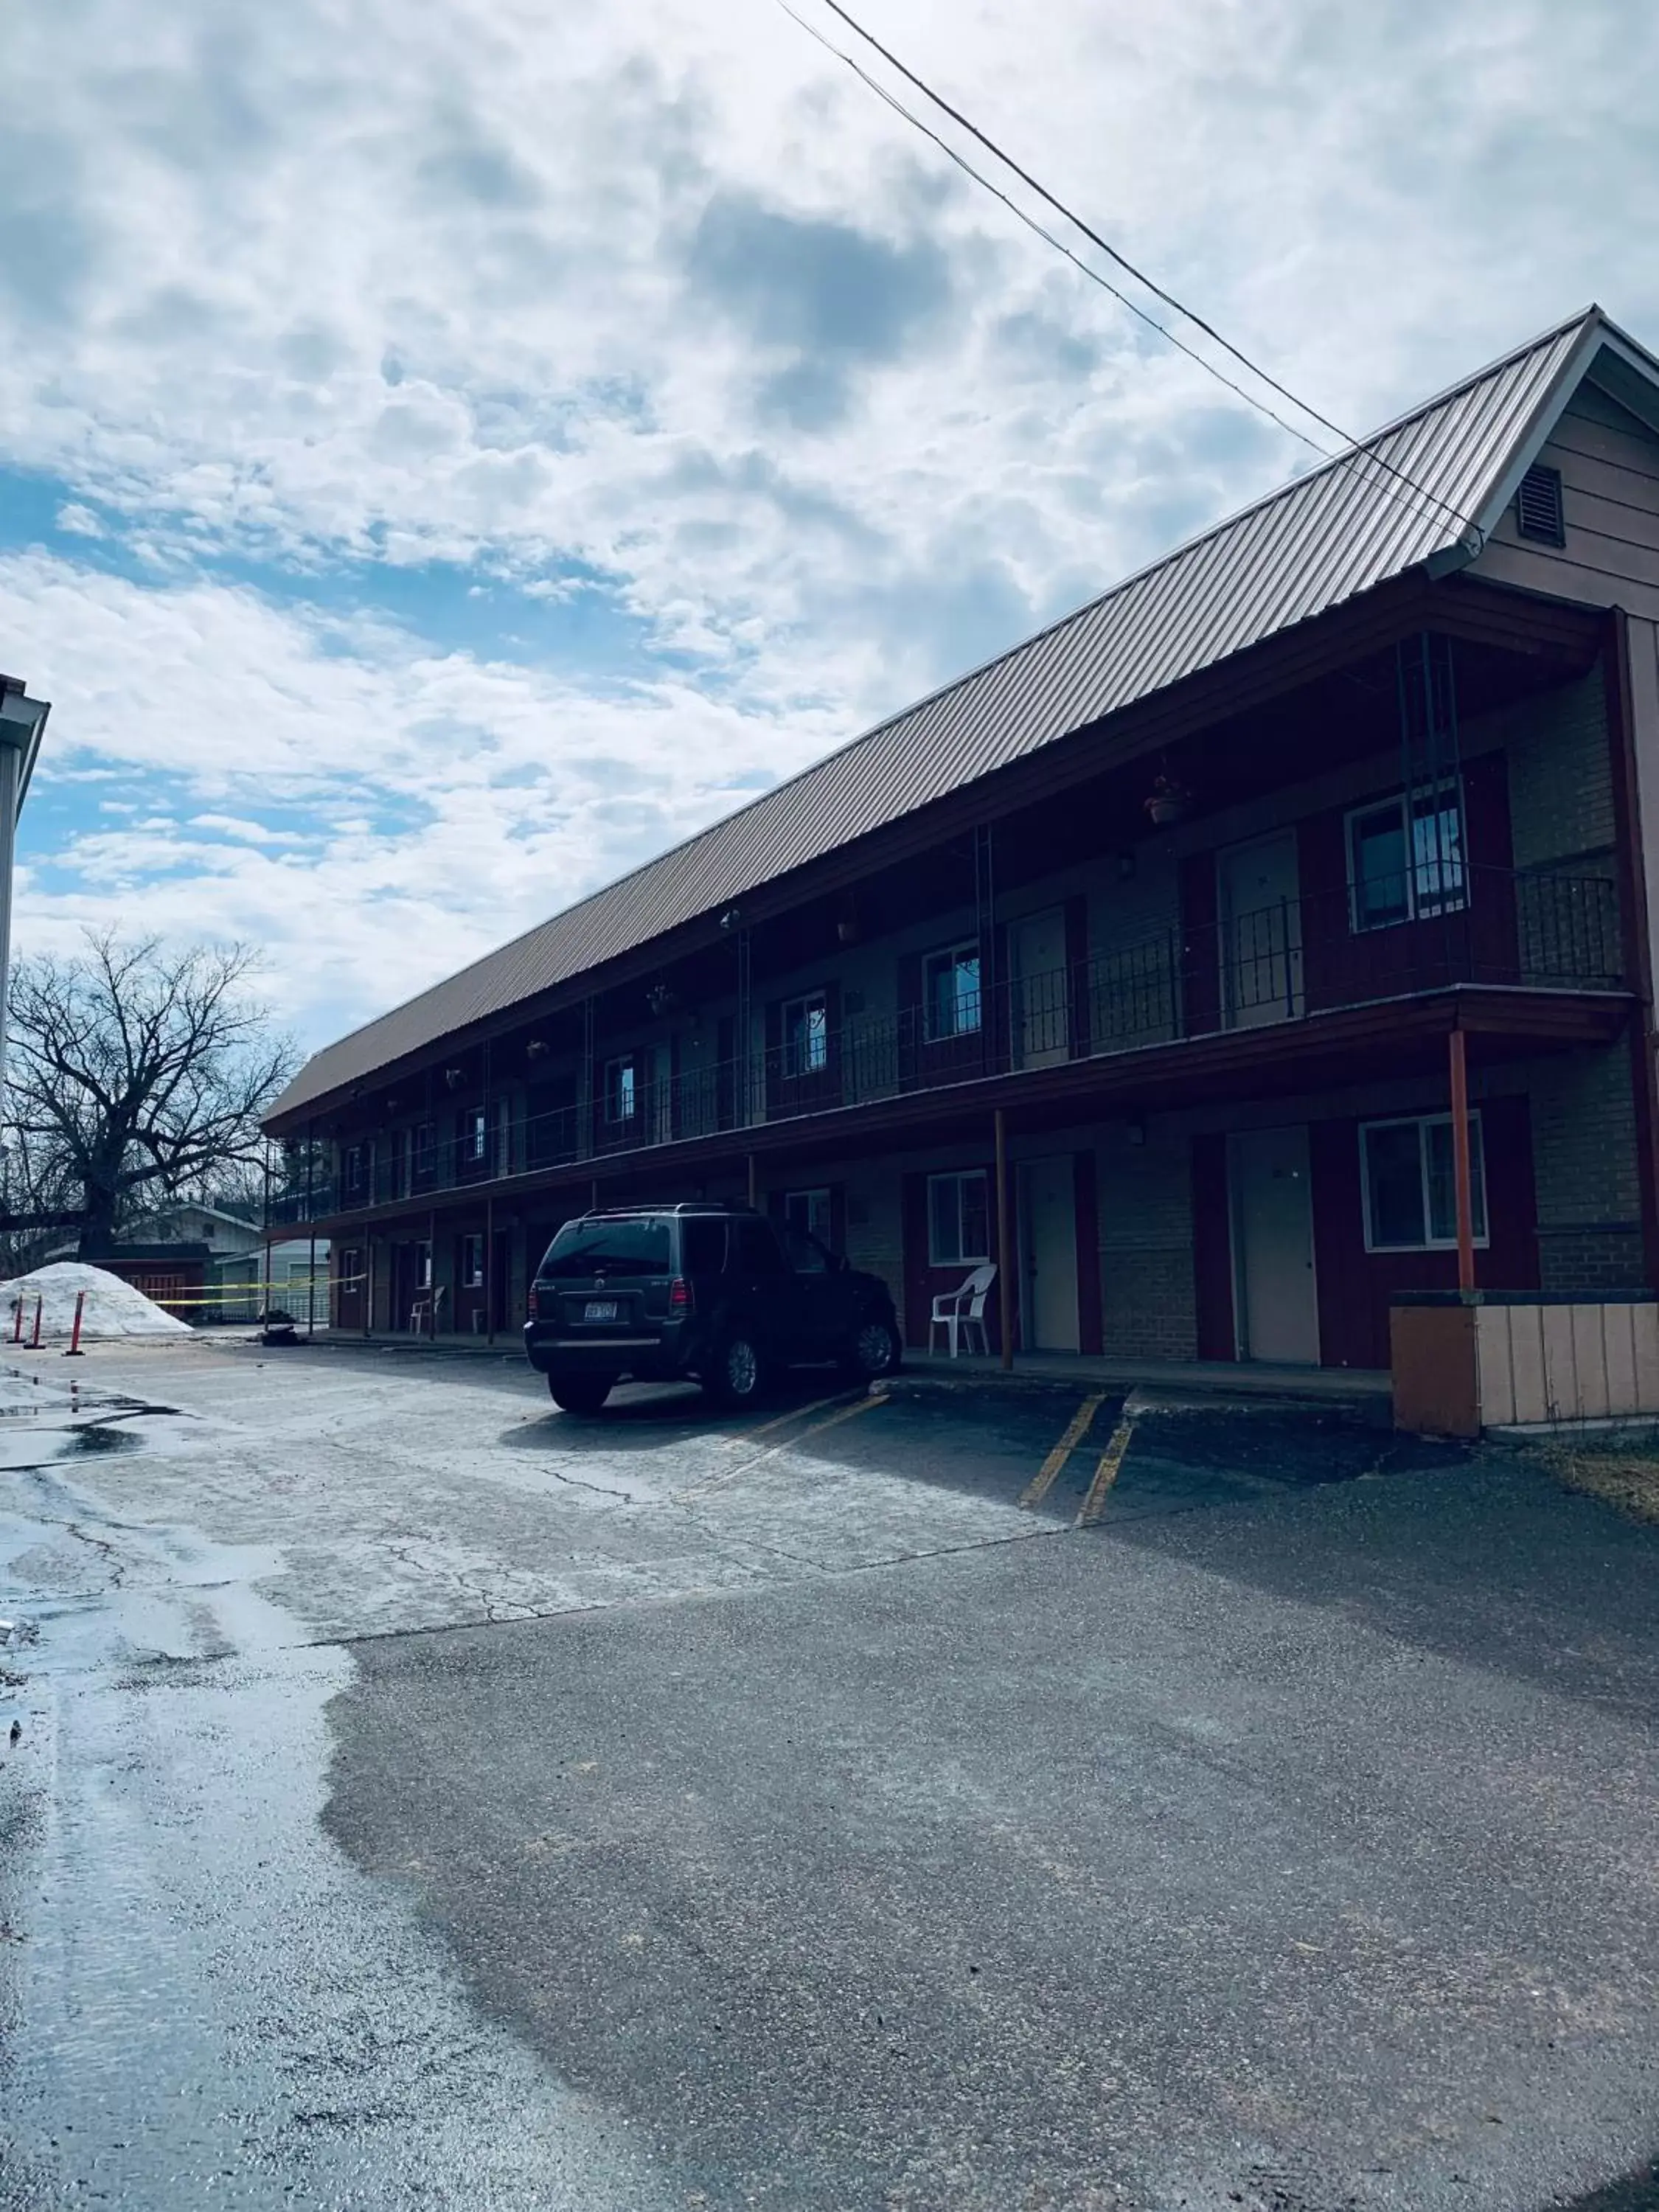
<box><xmin>680</xmin><ymin>1218</ymin><xmax>728</xmax><ymax>1275</ymax></box>
<box><xmin>540</xmin><ymin>1220</ymin><xmax>672</xmax><ymax>1279</ymax></box>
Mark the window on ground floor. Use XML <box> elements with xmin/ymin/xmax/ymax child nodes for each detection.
<box><xmin>928</xmin><ymin>1169</ymin><xmax>990</xmax><ymax>1267</ymax></box>
<box><xmin>783</xmin><ymin>1187</ymin><xmax>833</xmax><ymax>1247</ymax></box>
<box><xmin>1360</xmin><ymin>1112</ymin><xmax>1488</xmax><ymax>1250</ymax></box>
<box><xmin>338</xmin><ymin>1247</ymin><xmax>362</xmax><ymax>1295</ymax></box>
<box><xmin>461</xmin><ymin>1233</ymin><xmax>484</xmax><ymax>1288</ymax></box>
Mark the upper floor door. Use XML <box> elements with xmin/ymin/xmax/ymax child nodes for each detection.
<box><xmin>1218</xmin><ymin>832</ymin><xmax>1304</xmax><ymax>1029</ymax></box>
<box><xmin>1009</xmin><ymin>905</ymin><xmax>1070</xmax><ymax>1068</ymax></box>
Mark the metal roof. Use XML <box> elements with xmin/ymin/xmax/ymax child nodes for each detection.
<box><xmin>271</xmin><ymin>306</ymin><xmax>1655</xmax><ymax>1124</ymax></box>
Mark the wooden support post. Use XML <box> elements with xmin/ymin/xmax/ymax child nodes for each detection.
<box><xmin>747</xmin><ymin>1152</ymin><xmax>758</xmax><ymax>1208</ymax></box>
<box><xmin>305</xmin><ymin>1118</ymin><xmax>316</xmax><ymax>1339</ymax></box>
<box><xmin>485</xmin><ymin>1194</ymin><xmax>495</xmax><ymax>1345</ymax></box>
<box><xmin>1449</xmin><ymin>1026</ymin><xmax>1476</xmax><ymax>1294</ymax></box>
<box><xmin>995</xmin><ymin>1107</ymin><xmax>1014</xmax><ymax>1371</ymax></box>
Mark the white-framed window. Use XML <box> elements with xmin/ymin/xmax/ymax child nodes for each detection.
<box><xmin>784</xmin><ymin>1187</ymin><xmax>833</xmax><ymax>1246</ymax></box>
<box><xmin>605</xmin><ymin>1055</ymin><xmax>637</xmax><ymax>1124</ymax></box>
<box><xmin>925</xmin><ymin>942</ymin><xmax>981</xmax><ymax>1040</ymax></box>
<box><xmin>461</xmin><ymin>1233</ymin><xmax>484</xmax><ymax>1288</ymax></box>
<box><xmin>928</xmin><ymin>1169</ymin><xmax>990</xmax><ymax>1267</ymax></box>
<box><xmin>465</xmin><ymin>1106</ymin><xmax>488</xmax><ymax>1161</ymax></box>
<box><xmin>417</xmin><ymin>1241</ymin><xmax>434</xmax><ymax>1290</ymax></box>
<box><xmin>1360</xmin><ymin>1112</ymin><xmax>1489</xmax><ymax>1251</ymax></box>
<box><xmin>782</xmin><ymin>992</ymin><xmax>829</xmax><ymax>1076</ymax></box>
<box><xmin>1347</xmin><ymin>786</ymin><xmax>1467</xmax><ymax>933</ymax></box>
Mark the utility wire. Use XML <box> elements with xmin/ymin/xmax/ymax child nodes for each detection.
<box><xmin>779</xmin><ymin>0</ymin><xmax>1481</xmax><ymax>541</ymax></box>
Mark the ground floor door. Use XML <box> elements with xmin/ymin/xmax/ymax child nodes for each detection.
<box><xmin>1231</xmin><ymin>1125</ymin><xmax>1319</xmax><ymax>1363</ymax></box>
<box><xmin>1018</xmin><ymin>1155</ymin><xmax>1080</xmax><ymax>1352</ymax></box>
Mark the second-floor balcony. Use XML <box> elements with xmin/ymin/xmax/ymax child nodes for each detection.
<box><xmin>282</xmin><ymin>861</ymin><xmax>1625</xmax><ymax>1225</ymax></box>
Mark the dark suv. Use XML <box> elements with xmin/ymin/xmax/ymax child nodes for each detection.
<box><xmin>524</xmin><ymin>1203</ymin><xmax>902</xmax><ymax>1413</ymax></box>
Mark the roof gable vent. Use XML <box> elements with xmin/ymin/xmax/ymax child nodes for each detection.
<box><xmin>1516</xmin><ymin>462</ymin><xmax>1565</xmax><ymax>546</ymax></box>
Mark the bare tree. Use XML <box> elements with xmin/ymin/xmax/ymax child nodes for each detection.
<box><xmin>3</xmin><ymin>933</ymin><xmax>299</xmax><ymax>1260</ymax></box>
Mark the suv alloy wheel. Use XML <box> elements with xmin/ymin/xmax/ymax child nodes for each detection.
<box><xmin>709</xmin><ymin>1330</ymin><xmax>765</xmax><ymax>1408</ymax></box>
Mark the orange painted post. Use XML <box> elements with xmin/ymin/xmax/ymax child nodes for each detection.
<box><xmin>64</xmin><ymin>1290</ymin><xmax>85</xmax><ymax>1357</ymax></box>
<box><xmin>29</xmin><ymin>1295</ymin><xmax>42</xmax><ymax>1349</ymax></box>
<box><xmin>1449</xmin><ymin>1026</ymin><xmax>1476</xmax><ymax>1294</ymax></box>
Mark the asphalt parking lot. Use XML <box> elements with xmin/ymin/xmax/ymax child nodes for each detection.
<box><xmin>1</xmin><ymin>1337</ymin><xmax>1656</xmax><ymax>2210</ymax></box>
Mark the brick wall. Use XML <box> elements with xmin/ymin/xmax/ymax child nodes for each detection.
<box><xmin>1523</xmin><ymin>1037</ymin><xmax>1648</xmax><ymax>1290</ymax></box>
<box><xmin>1095</xmin><ymin>1127</ymin><xmax>1197</xmax><ymax>1359</ymax></box>
<box><xmin>1502</xmin><ymin>668</ymin><xmax>1614</xmax><ymax>869</ymax></box>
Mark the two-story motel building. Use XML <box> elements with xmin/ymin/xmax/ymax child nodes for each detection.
<box><xmin>265</xmin><ymin>309</ymin><xmax>1659</xmax><ymax>1379</ymax></box>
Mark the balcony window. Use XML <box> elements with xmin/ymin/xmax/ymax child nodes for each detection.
<box><xmin>1348</xmin><ymin>788</ymin><xmax>1466</xmax><ymax>933</ymax></box>
<box><xmin>928</xmin><ymin>1169</ymin><xmax>990</xmax><ymax>1266</ymax></box>
<box><xmin>1361</xmin><ymin>1113</ymin><xmax>1487</xmax><ymax>1251</ymax></box>
<box><xmin>465</xmin><ymin>1107</ymin><xmax>488</xmax><ymax>1161</ymax></box>
<box><xmin>925</xmin><ymin>943</ymin><xmax>981</xmax><ymax>1040</ymax></box>
<box><xmin>605</xmin><ymin>1056</ymin><xmax>637</xmax><ymax>1124</ymax></box>
<box><xmin>782</xmin><ymin>992</ymin><xmax>829</xmax><ymax>1077</ymax></box>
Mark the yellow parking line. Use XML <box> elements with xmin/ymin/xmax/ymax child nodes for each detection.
<box><xmin>731</xmin><ymin>1392</ymin><xmax>850</xmax><ymax>1445</ymax></box>
<box><xmin>1018</xmin><ymin>1392</ymin><xmax>1105</xmax><ymax>1509</ymax></box>
<box><xmin>1076</xmin><ymin>1413</ymin><xmax>1135</xmax><ymax>1527</ymax></box>
<box><xmin>678</xmin><ymin>1389</ymin><xmax>888</xmax><ymax>1501</ymax></box>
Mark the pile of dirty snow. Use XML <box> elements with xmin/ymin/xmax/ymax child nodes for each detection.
<box><xmin>0</xmin><ymin>1261</ymin><xmax>191</xmax><ymax>1339</ymax></box>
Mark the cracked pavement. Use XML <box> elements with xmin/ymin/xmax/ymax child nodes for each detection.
<box><xmin>1</xmin><ymin>1335</ymin><xmax>1656</xmax><ymax>2210</ymax></box>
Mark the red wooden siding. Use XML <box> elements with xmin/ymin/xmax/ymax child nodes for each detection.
<box><xmin>1309</xmin><ymin>1094</ymin><xmax>1539</xmax><ymax>1369</ymax></box>
<box><xmin>1191</xmin><ymin>1133</ymin><xmax>1236</xmax><ymax>1360</ymax></box>
<box><xmin>1074</xmin><ymin>1147</ymin><xmax>1103</xmax><ymax>1355</ymax></box>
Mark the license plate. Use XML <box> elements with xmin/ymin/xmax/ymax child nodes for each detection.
<box><xmin>583</xmin><ymin>1300</ymin><xmax>618</xmax><ymax>1323</ymax></box>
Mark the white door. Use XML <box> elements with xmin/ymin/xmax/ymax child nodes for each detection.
<box><xmin>1231</xmin><ymin>1126</ymin><xmax>1319</xmax><ymax>1363</ymax></box>
<box><xmin>1009</xmin><ymin>907</ymin><xmax>1069</xmax><ymax>1068</ymax></box>
<box><xmin>1018</xmin><ymin>1156</ymin><xmax>1080</xmax><ymax>1352</ymax></box>
<box><xmin>1218</xmin><ymin>833</ymin><xmax>1303</xmax><ymax>1029</ymax></box>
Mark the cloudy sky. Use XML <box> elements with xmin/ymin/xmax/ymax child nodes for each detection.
<box><xmin>2</xmin><ymin>0</ymin><xmax>1655</xmax><ymax>1056</ymax></box>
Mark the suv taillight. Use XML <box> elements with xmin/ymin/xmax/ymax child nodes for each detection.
<box><xmin>527</xmin><ymin>1286</ymin><xmax>540</xmax><ymax>1320</ymax></box>
<box><xmin>669</xmin><ymin>1276</ymin><xmax>692</xmax><ymax>1313</ymax></box>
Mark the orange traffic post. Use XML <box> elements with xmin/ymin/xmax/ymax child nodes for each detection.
<box><xmin>1449</xmin><ymin>1026</ymin><xmax>1476</xmax><ymax>1295</ymax></box>
<box><xmin>64</xmin><ymin>1290</ymin><xmax>86</xmax><ymax>1357</ymax></box>
<box><xmin>29</xmin><ymin>1295</ymin><xmax>42</xmax><ymax>1349</ymax></box>
<box><xmin>995</xmin><ymin>1107</ymin><xmax>1014</xmax><ymax>1371</ymax></box>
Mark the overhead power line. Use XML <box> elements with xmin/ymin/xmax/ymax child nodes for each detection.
<box><xmin>777</xmin><ymin>0</ymin><xmax>1479</xmax><ymax>541</ymax></box>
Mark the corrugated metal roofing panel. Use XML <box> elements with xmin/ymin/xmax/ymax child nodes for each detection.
<box><xmin>270</xmin><ymin>309</ymin><xmax>1624</xmax><ymax>1122</ymax></box>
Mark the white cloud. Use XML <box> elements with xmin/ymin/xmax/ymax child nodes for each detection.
<box><xmin>1</xmin><ymin>0</ymin><xmax>1655</xmax><ymax>1054</ymax></box>
<box><xmin>1</xmin><ymin>551</ymin><xmax>845</xmax><ymax>1044</ymax></box>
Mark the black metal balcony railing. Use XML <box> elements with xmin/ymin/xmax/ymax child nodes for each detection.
<box><xmin>272</xmin><ymin>863</ymin><xmax>1622</xmax><ymax>1225</ymax></box>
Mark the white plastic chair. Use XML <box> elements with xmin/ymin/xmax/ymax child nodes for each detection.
<box><xmin>930</xmin><ymin>1263</ymin><xmax>997</xmax><ymax>1357</ymax></box>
